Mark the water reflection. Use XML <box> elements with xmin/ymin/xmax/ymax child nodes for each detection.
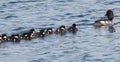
<box><xmin>108</xmin><ymin>26</ymin><xmax>115</xmax><ymax>33</ymax></box>
<box><xmin>93</xmin><ymin>25</ymin><xmax>116</xmax><ymax>33</ymax></box>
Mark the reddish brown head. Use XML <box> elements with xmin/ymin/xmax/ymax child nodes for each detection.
<box><xmin>105</xmin><ymin>10</ymin><xmax>114</xmax><ymax>20</ymax></box>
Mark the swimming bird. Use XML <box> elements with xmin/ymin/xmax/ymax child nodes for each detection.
<box><xmin>68</xmin><ymin>24</ymin><xmax>78</xmax><ymax>33</ymax></box>
<box><xmin>1</xmin><ymin>33</ymin><xmax>8</xmax><ymax>41</ymax></box>
<box><xmin>10</xmin><ymin>34</ymin><xmax>20</xmax><ymax>42</ymax></box>
<box><xmin>93</xmin><ymin>10</ymin><xmax>114</xmax><ymax>26</ymax></box>
<box><xmin>21</xmin><ymin>32</ymin><xmax>32</xmax><ymax>40</ymax></box>
<box><xmin>29</xmin><ymin>28</ymin><xmax>36</xmax><ymax>39</ymax></box>
<box><xmin>21</xmin><ymin>28</ymin><xmax>36</xmax><ymax>40</ymax></box>
<box><xmin>46</xmin><ymin>28</ymin><xmax>53</xmax><ymax>35</ymax></box>
<box><xmin>38</xmin><ymin>29</ymin><xmax>45</xmax><ymax>38</ymax></box>
<box><xmin>55</xmin><ymin>25</ymin><xmax>67</xmax><ymax>35</ymax></box>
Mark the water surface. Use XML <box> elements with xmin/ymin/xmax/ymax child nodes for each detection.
<box><xmin>0</xmin><ymin>0</ymin><xmax>120</xmax><ymax>62</ymax></box>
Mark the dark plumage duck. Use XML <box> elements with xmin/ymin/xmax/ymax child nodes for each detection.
<box><xmin>68</xmin><ymin>24</ymin><xmax>78</xmax><ymax>33</ymax></box>
<box><xmin>46</xmin><ymin>28</ymin><xmax>53</xmax><ymax>35</ymax></box>
<box><xmin>21</xmin><ymin>32</ymin><xmax>31</xmax><ymax>40</ymax></box>
<box><xmin>1</xmin><ymin>33</ymin><xmax>8</xmax><ymax>41</ymax></box>
<box><xmin>38</xmin><ymin>29</ymin><xmax>45</xmax><ymax>38</ymax></box>
<box><xmin>10</xmin><ymin>34</ymin><xmax>20</xmax><ymax>42</ymax></box>
<box><xmin>93</xmin><ymin>10</ymin><xmax>114</xmax><ymax>26</ymax></box>
<box><xmin>29</xmin><ymin>28</ymin><xmax>36</xmax><ymax>39</ymax></box>
<box><xmin>55</xmin><ymin>25</ymin><xmax>66</xmax><ymax>35</ymax></box>
<box><xmin>21</xmin><ymin>28</ymin><xmax>36</xmax><ymax>40</ymax></box>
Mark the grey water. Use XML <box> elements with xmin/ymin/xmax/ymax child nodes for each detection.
<box><xmin>0</xmin><ymin>0</ymin><xmax>120</xmax><ymax>62</ymax></box>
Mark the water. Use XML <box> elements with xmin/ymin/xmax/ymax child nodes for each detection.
<box><xmin>0</xmin><ymin>0</ymin><xmax>120</xmax><ymax>62</ymax></box>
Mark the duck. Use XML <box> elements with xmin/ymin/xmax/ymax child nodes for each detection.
<box><xmin>93</xmin><ymin>10</ymin><xmax>114</xmax><ymax>26</ymax></box>
<box><xmin>68</xmin><ymin>24</ymin><xmax>78</xmax><ymax>33</ymax></box>
<box><xmin>1</xmin><ymin>33</ymin><xmax>8</xmax><ymax>41</ymax></box>
<box><xmin>55</xmin><ymin>25</ymin><xmax>67</xmax><ymax>35</ymax></box>
<box><xmin>38</xmin><ymin>29</ymin><xmax>45</xmax><ymax>38</ymax></box>
<box><xmin>28</xmin><ymin>28</ymin><xmax>36</xmax><ymax>39</ymax></box>
<box><xmin>21</xmin><ymin>28</ymin><xmax>36</xmax><ymax>40</ymax></box>
<box><xmin>10</xmin><ymin>34</ymin><xmax>20</xmax><ymax>42</ymax></box>
<box><xmin>21</xmin><ymin>32</ymin><xmax>31</xmax><ymax>40</ymax></box>
<box><xmin>46</xmin><ymin>28</ymin><xmax>53</xmax><ymax>35</ymax></box>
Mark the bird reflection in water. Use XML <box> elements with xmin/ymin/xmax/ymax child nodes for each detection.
<box><xmin>108</xmin><ymin>26</ymin><xmax>115</xmax><ymax>33</ymax></box>
<box><xmin>93</xmin><ymin>25</ymin><xmax>115</xmax><ymax>33</ymax></box>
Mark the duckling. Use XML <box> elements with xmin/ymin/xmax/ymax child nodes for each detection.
<box><xmin>38</xmin><ymin>29</ymin><xmax>45</xmax><ymax>38</ymax></box>
<box><xmin>55</xmin><ymin>25</ymin><xmax>67</xmax><ymax>35</ymax></box>
<box><xmin>46</xmin><ymin>28</ymin><xmax>53</xmax><ymax>35</ymax></box>
<box><xmin>68</xmin><ymin>24</ymin><xmax>78</xmax><ymax>33</ymax></box>
<box><xmin>10</xmin><ymin>34</ymin><xmax>20</xmax><ymax>42</ymax></box>
<box><xmin>1</xmin><ymin>33</ymin><xmax>8</xmax><ymax>41</ymax></box>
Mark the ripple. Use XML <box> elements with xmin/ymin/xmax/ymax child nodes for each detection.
<box><xmin>12</xmin><ymin>27</ymin><xmax>26</xmax><ymax>31</ymax></box>
<box><xmin>70</xmin><ymin>14</ymin><xmax>88</xmax><ymax>18</ymax></box>
<box><xmin>77</xmin><ymin>23</ymin><xmax>93</xmax><ymax>26</ymax></box>
<box><xmin>0</xmin><ymin>11</ymin><xmax>4</xmax><ymax>13</ymax></box>
<box><xmin>50</xmin><ymin>18</ymin><xmax>61</xmax><ymax>21</ymax></box>
<box><xmin>8</xmin><ymin>0</ymin><xmax>48</xmax><ymax>4</ymax></box>
<box><xmin>112</xmin><ymin>46</ymin><xmax>120</xmax><ymax>52</ymax></box>
<box><xmin>105</xmin><ymin>1</ymin><xmax>120</xmax><ymax>5</ymax></box>
<box><xmin>53</xmin><ymin>0</ymin><xmax>74</xmax><ymax>3</ymax></box>
<box><xmin>4</xmin><ymin>15</ymin><xmax>18</xmax><ymax>19</ymax></box>
<box><xmin>64</xmin><ymin>13</ymin><xmax>72</xmax><ymax>15</ymax></box>
<box><xmin>82</xmin><ymin>53</ymin><xmax>93</xmax><ymax>61</ymax></box>
<box><xmin>40</xmin><ymin>52</ymin><xmax>51</xmax><ymax>55</ymax></box>
<box><xmin>29</xmin><ymin>58</ymin><xmax>51</xmax><ymax>62</ymax></box>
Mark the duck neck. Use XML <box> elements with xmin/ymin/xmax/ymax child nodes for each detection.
<box><xmin>108</xmin><ymin>19</ymin><xmax>113</xmax><ymax>22</ymax></box>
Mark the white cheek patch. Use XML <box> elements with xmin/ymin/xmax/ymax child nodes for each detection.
<box><xmin>57</xmin><ymin>29</ymin><xmax>60</xmax><ymax>32</ymax></box>
<box><xmin>61</xmin><ymin>27</ymin><xmax>64</xmax><ymax>30</ymax></box>
<box><xmin>31</xmin><ymin>33</ymin><xmax>33</xmax><ymax>35</ymax></box>
<box><xmin>14</xmin><ymin>36</ymin><xmax>19</xmax><ymax>38</ymax></box>
<box><xmin>20</xmin><ymin>36</ymin><xmax>23</xmax><ymax>39</ymax></box>
<box><xmin>43</xmin><ymin>32</ymin><xmax>45</xmax><ymax>35</ymax></box>
<box><xmin>0</xmin><ymin>37</ymin><xmax>2</xmax><ymax>40</ymax></box>
<box><xmin>33</xmin><ymin>31</ymin><xmax>35</xmax><ymax>34</ymax></box>
<box><xmin>8</xmin><ymin>38</ymin><xmax>10</xmax><ymax>41</ymax></box>
<box><xmin>48</xmin><ymin>30</ymin><xmax>52</xmax><ymax>32</ymax></box>
<box><xmin>61</xmin><ymin>27</ymin><xmax>65</xmax><ymax>30</ymax></box>
<box><xmin>70</xmin><ymin>28</ymin><xmax>73</xmax><ymax>30</ymax></box>
<box><xmin>25</xmin><ymin>34</ymin><xmax>27</xmax><ymax>37</ymax></box>
<box><xmin>4</xmin><ymin>36</ymin><xmax>7</xmax><ymax>39</ymax></box>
